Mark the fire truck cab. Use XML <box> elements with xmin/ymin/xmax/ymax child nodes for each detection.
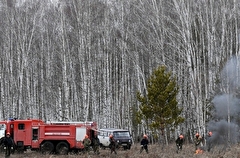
<box><xmin>0</xmin><ymin>119</ymin><xmax>97</xmax><ymax>154</ymax></box>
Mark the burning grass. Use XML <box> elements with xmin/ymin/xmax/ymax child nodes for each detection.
<box><xmin>0</xmin><ymin>143</ymin><xmax>240</xmax><ymax>158</ymax></box>
<box><xmin>195</xmin><ymin>148</ymin><xmax>203</xmax><ymax>154</ymax></box>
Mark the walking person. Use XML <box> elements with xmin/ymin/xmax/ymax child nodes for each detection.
<box><xmin>3</xmin><ymin>132</ymin><xmax>14</xmax><ymax>157</ymax></box>
<box><xmin>140</xmin><ymin>134</ymin><xmax>149</xmax><ymax>154</ymax></box>
<box><xmin>175</xmin><ymin>134</ymin><xmax>184</xmax><ymax>153</ymax></box>
<box><xmin>83</xmin><ymin>134</ymin><xmax>91</xmax><ymax>154</ymax></box>
<box><xmin>206</xmin><ymin>131</ymin><xmax>213</xmax><ymax>152</ymax></box>
<box><xmin>194</xmin><ymin>132</ymin><xmax>202</xmax><ymax>150</ymax></box>
<box><xmin>109</xmin><ymin>134</ymin><xmax>117</xmax><ymax>154</ymax></box>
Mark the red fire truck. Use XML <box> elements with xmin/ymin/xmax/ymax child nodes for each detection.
<box><xmin>0</xmin><ymin>118</ymin><xmax>97</xmax><ymax>154</ymax></box>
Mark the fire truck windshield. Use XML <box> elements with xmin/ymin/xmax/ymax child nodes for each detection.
<box><xmin>0</xmin><ymin>124</ymin><xmax>6</xmax><ymax>138</ymax></box>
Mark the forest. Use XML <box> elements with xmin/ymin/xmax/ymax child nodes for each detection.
<box><xmin>0</xmin><ymin>0</ymin><xmax>240</xmax><ymax>146</ymax></box>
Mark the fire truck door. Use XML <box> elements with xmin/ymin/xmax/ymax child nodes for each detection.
<box><xmin>15</xmin><ymin>123</ymin><xmax>31</xmax><ymax>147</ymax></box>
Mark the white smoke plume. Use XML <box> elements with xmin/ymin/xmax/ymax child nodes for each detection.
<box><xmin>207</xmin><ymin>57</ymin><xmax>240</xmax><ymax>145</ymax></box>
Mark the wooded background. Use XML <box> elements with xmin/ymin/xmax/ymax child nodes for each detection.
<box><xmin>0</xmin><ymin>0</ymin><xmax>240</xmax><ymax>144</ymax></box>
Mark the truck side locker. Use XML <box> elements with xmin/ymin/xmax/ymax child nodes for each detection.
<box><xmin>75</xmin><ymin>127</ymin><xmax>86</xmax><ymax>149</ymax></box>
<box><xmin>31</xmin><ymin>127</ymin><xmax>39</xmax><ymax>148</ymax></box>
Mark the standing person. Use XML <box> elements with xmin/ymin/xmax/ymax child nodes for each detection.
<box><xmin>140</xmin><ymin>134</ymin><xmax>149</xmax><ymax>154</ymax></box>
<box><xmin>194</xmin><ymin>132</ymin><xmax>202</xmax><ymax>150</ymax></box>
<box><xmin>109</xmin><ymin>134</ymin><xmax>117</xmax><ymax>154</ymax></box>
<box><xmin>83</xmin><ymin>134</ymin><xmax>91</xmax><ymax>153</ymax></box>
<box><xmin>206</xmin><ymin>131</ymin><xmax>212</xmax><ymax>152</ymax></box>
<box><xmin>92</xmin><ymin>134</ymin><xmax>100</xmax><ymax>154</ymax></box>
<box><xmin>3</xmin><ymin>132</ymin><xmax>14</xmax><ymax>157</ymax></box>
<box><xmin>175</xmin><ymin>134</ymin><xmax>184</xmax><ymax>153</ymax></box>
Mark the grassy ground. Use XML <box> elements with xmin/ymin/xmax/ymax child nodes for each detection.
<box><xmin>1</xmin><ymin>143</ymin><xmax>240</xmax><ymax>158</ymax></box>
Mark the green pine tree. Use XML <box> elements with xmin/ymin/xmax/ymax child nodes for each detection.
<box><xmin>137</xmin><ymin>66</ymin><xmax>184</xmax><ymax>135</ymax></box>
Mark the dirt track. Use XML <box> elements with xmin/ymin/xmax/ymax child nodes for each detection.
<box><xmin>1</xmin><ymin>143</ymin><xmax>240</xmax><ymax>158</ymax></box>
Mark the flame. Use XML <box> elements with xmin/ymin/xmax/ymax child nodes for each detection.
<box><xmin>195</xmin><ymin>149</ymin><xmax>203</xmax><ymax>154</ymax></box>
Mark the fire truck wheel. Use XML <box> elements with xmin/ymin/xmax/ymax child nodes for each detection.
<box><xmin>41</xmin><ymin>141</ymin><xmax>54</xmax><ymax>154</ymax></box>
<box><xmin>56</xmin><ymin>142</ymin><xmax>69</xmax><ymax>155</ymax></box>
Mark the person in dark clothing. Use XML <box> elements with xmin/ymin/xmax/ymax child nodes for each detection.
<box><xmin>206</xmin><ymin>131</ymin><xmax>212</xmax><ymax>152</ymax></box>
<box><xmin>92</xmin><ymin>134</ymin><xmax>100</xmax><ymax>154</ymax></box>
<box><xmin>3</xmin><ymin>132</ymin><xmax>14</xmax><ymax>157</ymax></box>
<box><xmin>175</xmin><ymin>134</ymin><xmax>184</xmax><ymax>153</ymax></box>
<box><xmin>109</xmin><ymin>134</ymin><xmax>117</xmax><ymax>154</ymax></box>
<box><xmin>140</xmin><ymin>134</ymin><xmax>149</xmax><ymax>154</ymax></box>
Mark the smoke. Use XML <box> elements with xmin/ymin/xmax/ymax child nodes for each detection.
<box><xmin>211</xmin><ymin>94</ymin><xmax>240</xmax><ymax>120</ymax></box>
<box><xmin>221</xmin><ymin>57</ymin><xmax>240</xmax><ymax>90</ymax></box>
<box><xmin>207</xmin><ymin>57</ymin><xmax>240</xmax><ymax>145</ymax></box>
<box><xmin>208</xmin><ymin>120</ymin><xmax>239</xmax><ymax>144</ymax></box>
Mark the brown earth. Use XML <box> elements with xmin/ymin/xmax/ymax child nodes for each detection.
<box><xmin>1</xmin><ymin>143</ymin><xmax>240</xmax><ymax>158</ymax></box>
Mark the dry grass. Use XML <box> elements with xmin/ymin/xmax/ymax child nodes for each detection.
<box><xmin>1</xmin><ymin>143</ymin><xmax>240</xmax><ymax>158</ymax></box>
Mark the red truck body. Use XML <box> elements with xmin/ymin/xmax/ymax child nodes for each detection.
<box><xmin>0</xmin><ymin>119</ymin><xmax>97</xmax><ymax>154</ymax></box>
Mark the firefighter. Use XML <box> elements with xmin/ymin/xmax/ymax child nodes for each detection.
<box><xmin>92</xmin><ymin>134</ymin><xmax>100</xmax><ymax>154</ymax></box>
<box><xmin>140</xmin><ymin>134</ymin><xmax>149</xmax><ymax>154</ymax></box>
<box><xmin>194</xmin><ymin>132</ymin><xmax>202</xmax><ymax>150</ymax></box>
<box><xmin>83</xmin><ymin>134</ymin><xmax>91</xmax><ymax>153</ymax></box>
<box><xmin>206</xmin><ymin>131</ymin><xmax>212</xmax><ymax>152</ymax></box>
<box><xmin>175</xmin><ymin>134</ymin><xmax>184</xmax><ymax>153</ymax></box>
<box><xmin>109</xmin><ymin>134</ymin><xmax>117</xmax><ymax>154</ymax></box>
<box><xmin>3</xmin><ymin>132</ymin><xmax>14</xmax><ymax>157</ymax></box>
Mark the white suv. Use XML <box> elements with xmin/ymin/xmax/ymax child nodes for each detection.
<box><xmin>98</xmin><ymin>128</ymin><xmax>132</xmax><ymax>150</ymax></box>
